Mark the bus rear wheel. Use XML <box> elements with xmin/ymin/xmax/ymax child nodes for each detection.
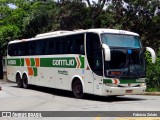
<box><xmin>22</xmin><ymin>74</ymin><xmax>29</xmax><ymax>89</ymax></box>
<box><xmin>72</xmin><ymin>79</ymin><xmax>84</xmax><ymax>99</ymax></box>
<box><xmin>16</xmin><ymin>73</ymin><xmax>23</xmax><ymax>88</ymax></box>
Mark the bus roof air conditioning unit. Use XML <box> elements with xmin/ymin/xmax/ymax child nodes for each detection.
<box><xmin>35</xmin><ymin>31</ymin><xmax>72</xmax><ymax>38</ymax></box>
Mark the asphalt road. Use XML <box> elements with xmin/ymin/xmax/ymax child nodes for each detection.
<box><xmin>0</xmin><ymin>80</ymin><xmax>160</xmax><ymax>120</ymax></box>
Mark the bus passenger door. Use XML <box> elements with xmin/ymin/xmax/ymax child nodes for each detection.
<box><xmin>85</xmin><ymin>33</ymin><xmax>103</xmax><ymax>95</ymax></box>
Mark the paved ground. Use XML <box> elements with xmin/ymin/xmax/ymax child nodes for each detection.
<box><xmin>0</xmin><ymin>79</ymin><xmax>160</xmax><ymax>120</ymax></box>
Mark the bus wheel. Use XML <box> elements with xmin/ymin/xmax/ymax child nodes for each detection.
<box><xmin>22</xmin><ymin>74</ymin><xmax>29</xmax><ymax>89</ymax></box>
<box><xmin>16</xmin><ymin>73</ymin><xmax>23</xmax><ymax>88</ymax></box>
<box><xmin>72</xmin><ymin>80</ymin><xmax>84</xmax><ymax>99</ymax></box>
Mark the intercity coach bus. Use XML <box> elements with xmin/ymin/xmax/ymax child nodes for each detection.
<box><xmin>7</xmin><ymin>29</ymin><xmax>156</xmax><ymax>98</ymax></box>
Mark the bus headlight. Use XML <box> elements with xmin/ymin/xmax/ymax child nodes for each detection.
<box><xmin>105</xmin><ymin>83</ymin><xmax>118</xmax><ymax>87</ymax></box>
<box><xmin>140</xmin><ymin>83</ymin><xmax>146</xmax><ymax>87</ymax></box>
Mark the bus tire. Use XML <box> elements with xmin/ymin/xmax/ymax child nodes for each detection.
<box><xmin>16</xmin><ymin>73</ymin><xmax>23</xmax><ymax>88</ymax></box>
<box><xmin>72</xmin><ymin>79</ymin><xmax>84</xmax><ymax>99</ymax></box>
<box><xmin>22</xmin><ymin>74</ymin><xmax>29</xmax><ymax>89</ymax></box>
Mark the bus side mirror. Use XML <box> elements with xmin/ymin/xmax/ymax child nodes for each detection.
<box><xmin>146</xmin><ymin>47</ymin><xmax>156</xmax><ymax>63</ymax></box>
<box><xmin>102</xmin><ymin>44</ymin><xmax>111</xmax><ymax>61</ymax></box>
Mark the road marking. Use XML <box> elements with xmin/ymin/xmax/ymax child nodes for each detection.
<box><xmin>95</xmin><ymin>116</ymin><xmax>101</xmax><ymax>120</ymax></box>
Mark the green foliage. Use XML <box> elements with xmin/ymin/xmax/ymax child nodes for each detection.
<box><xmin>146</xmin><ymin>50</ymin><xmax>160</xmax><ymax>91</ymax></box>
<box><xmin>0</xmin><ymin>25</ymin><xmax>20</xmax><ymax>55</ymax></box>
<box><xmin>58</xmin><ymin>2</ymin><xmax>88</xmax><ymax>30</ymax></box>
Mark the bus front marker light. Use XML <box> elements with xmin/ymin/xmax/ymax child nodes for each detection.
<box><xmin>128</xmin><ymin>49</ymin><xmax>132</xmax><ymax>54</ymax></box>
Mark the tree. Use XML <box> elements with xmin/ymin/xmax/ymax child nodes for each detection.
<box><xmin>57</xmin><ymin>1</ymin><xmax>88</xmax><ymax>30</ymax></box>
<box><xmin>85</xmin><ymin>0</ymin><xmax>111</xmax><ymax>28</ymax></box>
<box><xmin>22</xmin><ymin>1</ymin><xmax>58</xmax><ymax>37</ymax></box>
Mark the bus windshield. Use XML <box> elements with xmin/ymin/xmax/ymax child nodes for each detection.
<box><xmin>101</xmin><ymin>34</ymin><xmax>145</xmax><ymax>79</ymax></box>
<box><xmin>101</xmin><ymin>34</ymin><xmax>142</xmax><ymax>48</ymax></box>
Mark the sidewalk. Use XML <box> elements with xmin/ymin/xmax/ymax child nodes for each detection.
<box><xmin>0</xmin><ymin>72</ymin><xmax>8</xmax><ymax>82</ymax></box>
<box><xmin>143</xmin><ymin>92</ymin><xmax>160</xmax><ymax>96</ymax></box>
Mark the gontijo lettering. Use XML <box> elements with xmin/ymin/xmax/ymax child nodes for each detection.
<box><xmin>52</xmin><ymin>59</ymin><xmax>74</xmax><ymax>66</ymax></box>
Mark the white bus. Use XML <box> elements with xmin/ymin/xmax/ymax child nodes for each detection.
<box><xmin>7</xmin><ymin>29</ymin><xmax>156</xmax><ymax>98</ymax></box>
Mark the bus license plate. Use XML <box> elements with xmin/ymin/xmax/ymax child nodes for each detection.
<box><xmin>126</xmin><ymin>90</ymin><xmax>133</xmax><ymax>93</ymax></box>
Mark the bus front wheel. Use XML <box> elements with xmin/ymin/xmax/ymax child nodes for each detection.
<box><xmin>72</xmin><ymin>79</ymin><xmax>84</xmax><ymax>99</ymax></box>
<box><xmin>16</xmin><ymin>73</ymin><xmax>23</xmax><ymax>88</ymax></box>
<box><xmin>22</xmin><ymin>74</ymin><xmax>29</xmax><ymax>89</ymax></box>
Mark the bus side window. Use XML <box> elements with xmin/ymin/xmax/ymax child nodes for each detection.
<box><xmin>55</xmin><ymin>38</ymin><xmax>60</xmax><ymax>54</ymax></box>
<box><xmin>48</xmin><ymin>39</ymin><xmax>55</xmax><ymax>54</ymax></box>
<box><xmin>35</xmin><ymin>41</ymin><xmax>41</xmax><ymax>55</ymax></box>
<box><xmin>29</xmin><ymin>42</ymin><xmax>35</xmax><ymax>55</ymax></box>
<box><xmin>74</xmin><ymin>34</ymin><xmax>84</xmax><ymax>55</ymax></box>
<box><xmin>14</xmin><ymin>44</ymin><xmax>18</xmax><ymax>56</ymax></box>
<box><xmin>42</xmin><ymin>41</ymin><xmax>46</xmax><ymax>55</ymax></box>
<box><xmin>8</xmin><ymin>44</ymin><xmax>14</xmax><ymax>56</ymax></box>
<box><xmin>24</xmin><ymin>42</ymin><xmax>29</xmax><ymax>55</ymax></box>
<box><xmin>19</xmin><ymin>43</ymin><xmax>25</xmax><ymax>56</ymax></box>
<box><xmin>59</xmin><ymin>38</ymin><xmax>66</xmax><ymax>54</ymax></box>
<box><xmin>65</xmin><ymin>36</ymin><xmax>73</xmax><ymax>54</ymax></box>
<box><xmin>80</xmin><ymin>44</ymin><xmax>84</xmax><ymax>54</ymax></box>
<box><xmin>78</xmin><ymin>34</ymin><xmax>84</xmax><ymax>55</ymax></box>
<box><xmin>35</xmin><ymin>40</ymin><xmax>46</xmax><ymax>55</ymax></box>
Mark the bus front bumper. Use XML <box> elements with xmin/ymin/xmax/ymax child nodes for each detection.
<box><xmin>102</xmin><ymin>85</ymin><xmax>146</xmax><ymax>96</ymax></box>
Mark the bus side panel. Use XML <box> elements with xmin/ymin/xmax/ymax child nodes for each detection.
<box><xmin>7</xmin><ymin>66</ymin><xmax>15</xmax><ymax>82</ymax></box>
<box><xmin>34</xmin><ymin>67</ymin><xmax>56</xmax><ymax>88</ymax></box>
<box><xmin>84</xmin><ymin>57</ymin><xmax>103</xmax><ymax>95</ymax></box>
<box><xmin>84</xmin><ymin>57</ymin><xmax>94</xmax><ymax>94</ymax></box>
<box><xmin>7</xmin><ymin>57</ymin><xmax>17</xmax><ymax>82</ymax></box>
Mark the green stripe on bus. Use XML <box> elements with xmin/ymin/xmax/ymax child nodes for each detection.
<box><xmin>103</xmin><ymin>79</ymin><xmax>145</xmax><ymax>84</ymax></box>
<box><xmin>33</xmin><ymin>68</ymin><xmax>37</xmax><ymax>76</ymax></box>
<box><xmin>20</xmin><ymin>59</ymin><xmax>24</xmax><ymax>66</ymax></box>
<box><xmin>119</xmin><ymin>79</ymin><xmax>145</xmax><ymax>83</ymax></box>
<box><xmin>79</xmin><ymin>56</ymin><xmax>85</xmax><ymax>68</ymax></box>
<box><xmin>7</xmin><ymin>57</ymin><xmax>85</xmax><ymax>68</ymax></box>
<box><xmin>103</xmin><ymin>79</ymin><xmax>112</xmax><ymax>84</ymax></box>
<box><xmin>30</xmin><ymin>58</ymin><xmax>35</xmax><ymax>66</ymax></box>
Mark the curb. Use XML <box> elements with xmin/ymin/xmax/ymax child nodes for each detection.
<box><xmin>142</xmin><ymin>92</ymin><xmax>160</xmax><ymax>96</ymax></box>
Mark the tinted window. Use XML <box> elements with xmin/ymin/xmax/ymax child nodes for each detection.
<box><xmin>74</xmin><ymin>34</ymin><xmax>84</xmax><ymax>54</ymax></box>
<box><xmin>65</xmin><ymin>36</ymin><xmax>74</xmax><ymax>54</ymax></box>
<box><xmin>8</xmin><ymin>44</ymin><xmax>14</xmax><ymax>56</ymax></box>
<box><xmin>35</xmin><ymin>40</ymin><xmax>47</xmax><ymax>55</ymax></box>
<box><xmin>86</xmin><ymin>33</ymin><xmax>103</xmax><ymax>76</ymax></box>
<box><xmin>8</xmin><ymin>33</ymin><xmax>85</xmax><ymax>56</ymax></box>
